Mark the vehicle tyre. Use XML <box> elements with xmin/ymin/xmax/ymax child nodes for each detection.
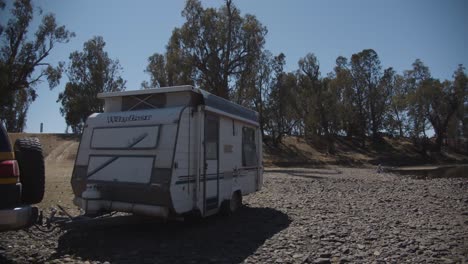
<box><xmin>221</xmin><ymin>191</ymin><xmax>242</xmax><ymax>216</ymax></box>
<box><xmin>14</xmin><ymin>138</ymin><xmax>45</xmax><ymax>204</ymax></box>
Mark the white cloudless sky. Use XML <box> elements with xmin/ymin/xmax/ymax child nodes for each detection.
<box><xmin>1</xmin><ymin>0</ymin><xmax>467</xmax><ymax>133</ymax></box>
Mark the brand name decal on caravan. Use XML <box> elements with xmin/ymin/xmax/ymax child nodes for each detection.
<box><xmin>107</xmin><ymin>115</ymin><xmax>152</xmax><ymax>123</ymax></box>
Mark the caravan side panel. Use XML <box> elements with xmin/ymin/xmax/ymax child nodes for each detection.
<box><xmin>170</xmin><ymin>107</ymin><xmax>199</xmax><ymax>214</ymax></box>
<box><xmin>218</xmin><ymin>116</ymin><xmax>260</xmax><ymax>204</ymax></box>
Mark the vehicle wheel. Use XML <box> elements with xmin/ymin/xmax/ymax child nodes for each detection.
<box><xmin>221</xmin><ymin>191</ymin><xmax>242</xmax><ymax>216</ymax></box>
<box><xmin>14</xmin><ymin>138</ymin><xmax>45</xmax><ymax>204</ymax></box>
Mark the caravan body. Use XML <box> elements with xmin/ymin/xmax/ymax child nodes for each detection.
<box><xmin>71</xmin><ymin>86</ymin><xmax>263</xmax><ymax>218</ymax></box>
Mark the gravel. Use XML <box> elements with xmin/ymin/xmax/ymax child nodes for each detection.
<box><xmin>1</xmin><ymin>167</ymin><xmax>467</xmax><ymax>264</ymax></box>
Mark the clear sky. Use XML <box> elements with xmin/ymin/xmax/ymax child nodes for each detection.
<box><xmin>1</xmin><ymin>0</ymin><xmax>467</xmax><ymax>133</ymax></box>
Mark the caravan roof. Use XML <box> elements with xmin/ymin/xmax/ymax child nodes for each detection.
<box><xmin>97</xmin><ymin>85</ymin><xmax>259</xmax><ymax>124</ymax></box>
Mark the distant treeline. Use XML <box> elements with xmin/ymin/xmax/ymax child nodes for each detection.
<box><xmin>141</xmin><ymin>0</ymin><xmax>468</xmax><ymax>153</ymax></box>
<box><xmin>1</xmin><ymin>0</ymin><xmax>467</xmax><ymax>153</ymax></box>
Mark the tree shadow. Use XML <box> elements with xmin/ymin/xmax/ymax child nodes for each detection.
<box><xmin>52</xmin><ymin>206</ymin><xmax>290</xmax><ymax>263</ymax></box>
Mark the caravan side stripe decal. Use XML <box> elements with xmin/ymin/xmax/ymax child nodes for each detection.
<box><xmin>174</xmin><ymin>167</ymin><xmax>258</xmax><ymax>185</ymax></box>
<box><xmin>175</xmin><ymin>173</ymin><xmax>223</xmax><ymax>185</ymax></box>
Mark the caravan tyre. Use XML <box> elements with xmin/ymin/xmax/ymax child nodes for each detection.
<box><xmin>221</xmin><ymin>191</ymin><xmax>242</xmax><ymax>216</ymax></box>
<box><xmin>14</xmin><ymin>138</ymin><xmax>45</xmax><ymax>204</ymax></box>
<box><xmin>184</xmin><ymin>210</ymin><xmax>202</xmax><ymax>223</ymax></box>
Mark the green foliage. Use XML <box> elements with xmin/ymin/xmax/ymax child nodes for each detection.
<box><xmin>296</xmin><ymin>53</ymin><xmax>321</xmax><ymax>137</ymax></box>
<box><xmin>142</xmin><ymin>53</ymin><xmax>169</xmax><ymax>88</ymax></box>
<box><xmin>234</xmin><ymin>49</ymin><xmax>274</xmax><ymax>136</ymax></box>
<box><xmin>0</xmin><ymin>0</ymin><xmax>74</xmax><ymax>132</ymax></box>
<box><xmin>139</xmin><ymin>0</ymin><xmax>467</xmax><ymax>153</ymax></box>
<box><xmin>264</xmin><ymin>53</ymin><xmax>300</xmax><ymax>143</ymax></box>
<box><xmin>404</xmin><ymin>59</ymin><xmax>432</xmax><ymax>139</ymax></box>
<box><xmin>329</xmin><ymin>56</ymin><xmax>356</xmax><ymax>137</ymax></box>
<box><xmin>143</xmin><ymin>0</ymin><xmax>266</xmax><ymax>99</ymax></box>
<box><xmin>57</xmin><ymin>36</ymin><xmax>126</xmax><ymax>133</ymax></box>
<box><xmin>385</xmin><ymin>72</ymin><xmax>409</xmax><ymax>137</ymax></box>
<box><xmin>349</xmin><ymin>49</ymin><xmax>386</xmax><ymax>142</ymax></box>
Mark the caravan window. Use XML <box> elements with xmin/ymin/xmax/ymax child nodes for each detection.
<box><xmin>205</xmin><ymin>117</ymin><xmax>219</xmax><ymax>160</ymax></box>
<box><xmin>242</xmin><ymin>127</ymin><xmax>257</xmax><ymax>167</ymax></box>
<box><xmin>91</xmin><ymin>125</ymin><xmax>159</xmax><ymax>149</ymax></box>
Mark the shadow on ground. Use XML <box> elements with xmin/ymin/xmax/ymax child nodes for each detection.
<box><xmin>0</xmin><ymin>254</ymin><xmax>13</xmax><ymax>264</ymax></box>
<box><xmin>52</xmin><ymin>206</ymin><xmax>290</xmax><ymax>263</ymax></box>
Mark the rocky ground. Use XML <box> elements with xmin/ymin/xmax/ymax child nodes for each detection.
<box><xmin>1</xmin><ymin>167</ymin><xmax>467</xmax><ymax>264</ymax></box>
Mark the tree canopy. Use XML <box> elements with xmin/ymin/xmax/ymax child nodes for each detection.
<box><xmin>139</xmin><ymin>0</ymin><xmax>468</xmax><ymax>153</ymax></box>
<box><xmin>143</xmin><ymin>0</ymin><xmax>267</xmax><ymax>100</ymax></box>
<box><xmin>0</xmin><ymin>0</ymin><xmax>466</xmax><ymax>153</ymax></box>
<box><xmin>0</xmin><ymin>0</ymin><xmax>74</xmax><ymax>131</ymax></box>
<box><xmin>57</xmin><ymin>36</ymin><xmax>126</xmax><ymax>133</ymax></box>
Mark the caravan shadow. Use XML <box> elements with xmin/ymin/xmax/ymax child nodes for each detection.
<box><xmin>53</xmin><ymin>206</ymin><xmax>290</xmax><ymax>263</ymax></box>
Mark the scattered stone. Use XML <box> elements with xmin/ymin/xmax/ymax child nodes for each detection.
<box><xmin>314</xmin><ymin>258</ymin><xmax>331</xmax><ymax>264</ymax></box>
<box><xmin>320</xmin><ymin>253</ymin><xmax>332</xmax><ymax>258</ymax></box>
<box><xmin>0</xmin><ymin>167</ymin><xmax>466</xmax><ymax>264</ymax></box>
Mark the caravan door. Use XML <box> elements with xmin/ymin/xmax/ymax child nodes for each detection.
<box><xmin>203</xmin><ymin>114</ymin><xmax>219</xmax><ymax>215</ymax></box>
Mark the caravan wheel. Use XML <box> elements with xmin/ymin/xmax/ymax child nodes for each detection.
<box><xmin>221</xmin><ymin>191</ymin><xmax>242</xmax><ymax>216</ymax></box>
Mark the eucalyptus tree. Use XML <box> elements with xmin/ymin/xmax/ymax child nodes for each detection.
<box><xmin>424</xmin><ymin>66</ymin><xmax>467</xmax><ymax>151</ymax></box>
<box><xmin>264</xmin><ymin>53</ymin><xmax>300</xmax><ymax>144</ymax></box>
<box><xmin>328</xmin><ymin>56</ymin><xmax>357</xmax><ymax>138</ymax></box>
<box><xmin>404</xmin><ymin>59</ymin><xmax>432</xmax><ymax>139</ymax></box>
<box><xmin>349</xmin><ymin>49</ymin><xmax>387</xmax><ymax>142</ymax></box>
<box><xmin>233</xmin><ymin>50</ymin><xmax>274</xmax><ymax>136</ymax></box>
<box><xmin>296</xmin><ymin>53</ymin><xmax>322</xmax><ymax>137</ymax></box>
<box><xmin>57</xmin><ymin>36</ymin><xmax>126</xmax><ymax>133</ymax></box>
<box><xmin>0</xmin><ymin>0</ymin><xmax>74</xmax><ymax>131</ymax></box>
<box><xmin>384</xmin><ymin>71</ymin><xmax>409</xmax><ymax>137</ymax></box>
<box><xmin>143</xmin><ymin>0</ymin><xmax>267</xmax><ymax>100</ymax></box>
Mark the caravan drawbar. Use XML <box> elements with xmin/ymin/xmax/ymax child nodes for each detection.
<box><xmin>71</xmin><ymin>85</ymin><xmax>263</xmax><ymax>218</ymax></box>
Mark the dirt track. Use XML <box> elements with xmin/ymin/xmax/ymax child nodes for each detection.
<box><xmin>1</xmin><ymin>135</ymin><xmax>467</xmax><ymax>263</ymax></box>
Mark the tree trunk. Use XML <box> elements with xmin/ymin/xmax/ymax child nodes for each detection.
<box><xmin>434</xmin><ymin>133</ymin><xmax>443</xmax><ymax>152</ymax></box>
<box><xmin>220</xmin><ymin>0</ymin><xmax>233</xmax><ymax>100</ymax></box>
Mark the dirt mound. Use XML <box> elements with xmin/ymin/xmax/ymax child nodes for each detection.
<box><xmin>264</xmin><ymin>135</ymin><xmax>468</xmax><ymax>167</ymax></box>
<box><xmin>7</xmin><ymin>133</ymin><xmax>468</xmax><ymax>167</ymax></box>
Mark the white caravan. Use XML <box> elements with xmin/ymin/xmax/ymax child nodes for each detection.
<box><xmin>71</xmin><ymin>85</ymin><xmax>263</xmax><ymax>219</ymax></box>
